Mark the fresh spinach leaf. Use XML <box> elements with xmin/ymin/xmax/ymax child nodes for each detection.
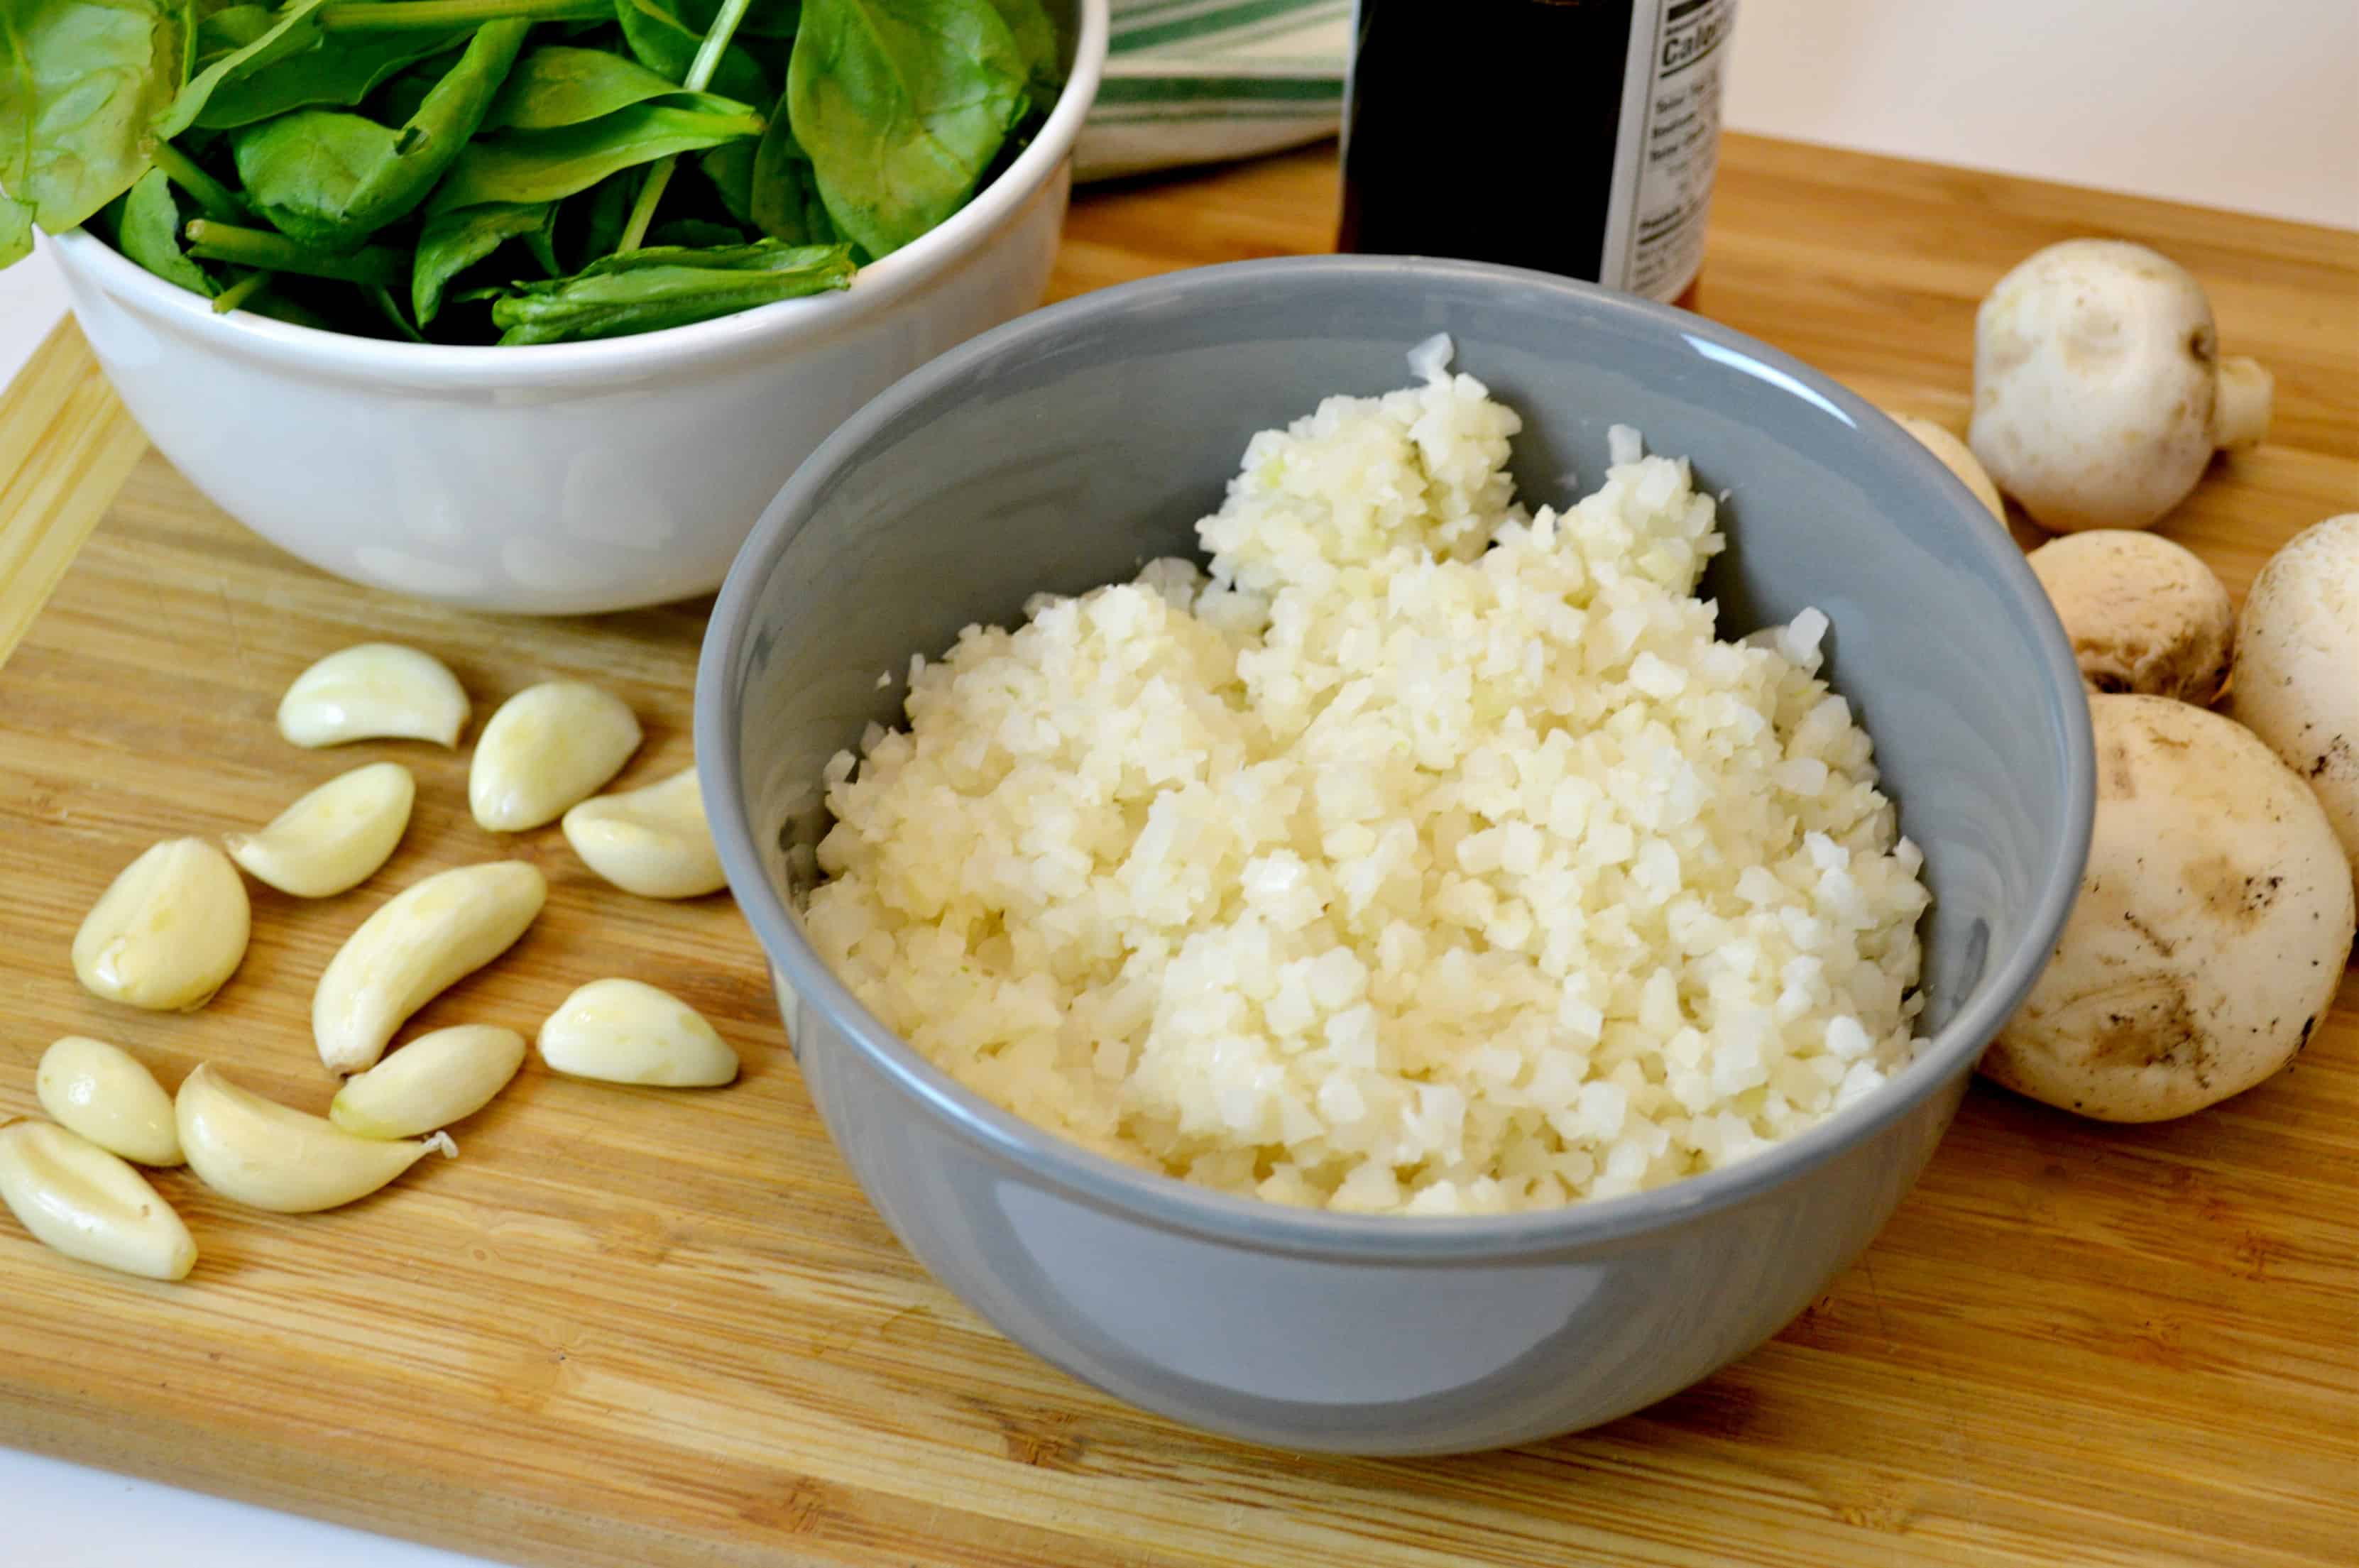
<box><xmin>737</xmin><ymin>0</ymin><xmax>794</xmax><ymax>38</ymax></box>
<box><xmin>613</xmin><ymin>0</ymin><xmax>767</xmax><ymax>104</ymax></box>
<box><xmin>0</xmin><ymin>0</ymin><xmax>190</xmax><ymax>236</ymax></box>
<box><xmin>410</xmin><ymin>197</ymin><xmax>551</xmax><ymax>322</ymax></box>
<box><xmin>568</xmin><ymin>167</ymin><xmax>634</xmax><ymax>263</ymax></box>
<box><xmin>488</xmin><ymin>234</ymin><xmax>850</xmax><ymax>343</ymax></box>
<box><xmin>193</xmin><ymin>3</ymin><xmax>270</xmax><ymax>55</ymax></box>
<box><xmin>747</xmin><ymin>99</ymin><xmax>826</xmax><ymax>243</ymax></box>
<box><xmin>488</xmin><ymin>44</ymin><xmax>713</xmax><ymax>131</ymax></box>
<box><xmin>368</xmin><ymin>280</ymin><xmax>425</xmax><ymax>339</ymax></box>
<box><xmin>1</xmin><ymin>191</ymin><xmax>35</xmax><ymax>266</ymax></box>
<box><xmin>427</xmin><ymin>97</ymin><xmax>760</xmax><ymax>212</ymax></box>
<box><xmin>644</xmin><ymin>214</ymin><xmax>738</xmax><ymax>248</ymax></box>
<box><xmin>231</xmin><ymin>16</ymin><xmax>527</xmax><ymax>246</ymax></box>
<box><xmin>160</xmin><ymin>0</ymin><xmax>332</xmax><ymax>138</ymax></box>
<box><xmin>699</xmin><ymin>136</ymin><xmax>751</xmax><ymax>222</ymax></box>
<box><xmin>242</xmin><ymin>280</ymin><xmax>333</xmax><ymax>327</ymax></box>
<box><xmin>116</xmin><ymin>164</ymin><xmax>216</xmax><ymax>292</ymax></box>
<box><xmin>786</xmin><ymin>0</ymin><xmax>1024</xmax><ymax>259</ymax></box>
<box><xmin>194</xmin><ymin>28</ymin><xmax>466</xmax><ymax>129</ymax></box>
<box><xmin>982</xmin><ymin>0</ymin><xmax>1059</xmax><ymax>104</ymax></box>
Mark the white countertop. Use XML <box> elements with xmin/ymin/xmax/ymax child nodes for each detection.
<box><xmin>4</xmin><ymin>2</ymin><xmax>2353</xmax><ymax>1561</ymax></box>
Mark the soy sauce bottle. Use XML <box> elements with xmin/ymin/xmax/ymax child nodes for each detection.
<box><xmin>1337</xmin><ymin>0</ymin><xmax>1736</xmax><ymax>308</ymax></box>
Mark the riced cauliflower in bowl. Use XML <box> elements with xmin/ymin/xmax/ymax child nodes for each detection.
<box><xmin>699</xmin><ymin>254</ymin><xmax>2091</xmax><ymax>1452</ymax></box>
<box><xmin>803</xmin><ymin>341</ymin><xmax>1932</xmax><ymax>1216</ymax></box>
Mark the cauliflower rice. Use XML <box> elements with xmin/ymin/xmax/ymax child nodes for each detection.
<box><xmin>805</xmin><ymin>341</ymin><xmax>1932</xmax><ymax>1216</ymax></box>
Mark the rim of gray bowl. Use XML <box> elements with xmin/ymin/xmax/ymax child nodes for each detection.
<box><xmin>697</xmin><ymin>254</ymin><xmax>2096</xmax><ymax>1265</ymax></box>
<box><xmin>43</xmin><ymin>0</ymin><xmax>1109</xmax><ymax>387</ymax></box>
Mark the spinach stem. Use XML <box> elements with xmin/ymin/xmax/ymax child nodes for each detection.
<box><xmin>614</xmin><ymin>0</ymin><xmax>758</xmax><ymax>254</ymax></box>
<box><xmin>211</xmin><ymin>270</ymin><xmax>273</xmax><ymax>315</ymax></box>
<box><xmin>319</xmin><ymin>0</ymin><xmax>608</xmax><ymax>33</ymax></box>
<box><xmin>152</xmin><ymin>143</ymin><xmax>246</xmax><ymax>225</ymax></box>
<box><xmin>185</xmin><ymin>221</ymin><xmax>407</xmax><ymax>288</ymax></box>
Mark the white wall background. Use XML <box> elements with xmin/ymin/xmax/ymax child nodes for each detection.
<box><xmin>1724</xmin><ymin>0</ymin><xmax>2359</xmax><ymax>229</ymax></box>
<box><xmin>4</xmin><ymin>3</ymin><xmax>2355</xmax><ymax>1564</ymax></box>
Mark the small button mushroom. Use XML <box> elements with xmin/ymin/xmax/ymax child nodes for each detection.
<box><xmin>1887</xmin><ymin>413</ymin><xmax>2005</xmax><ymax>525</ymax></box>
<box><xmin>2231</xmin><ymin>514</ymin><xmax>2359</xmax><ymax>888</ymax></box>
<box><xmin>2027</xmin><ymin>530</ymin><xmax>2235</xmax><ymax>703</ymax></box>
<box><xmin>1968</xmin><ymin>239</ymin><xmax>2272</xmax><ymax>533</ymax></box>
<box><xmin>1983</xmin><ymin>696</ymin><xmax>2354</xmax><ymax>1122</ymax></box>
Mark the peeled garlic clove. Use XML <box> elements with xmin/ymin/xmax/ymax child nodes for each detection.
<box><xmin>538</xmin><ymin>979</ymin><xmax>739</xmax><ymax>1087</ymax></box>
<box><xmin>332</xmin><ymin>1025</ymin><xmax>527</xmax><ymax>1140</ymax></box>
<box><xmin>36</xmin><ymin>1037</ymin><xmax>182</xmax><ymax>1166</ymax></box>
<box><xmin>176</xmin><ymin>1064</ymin><xmax>451</xmax><ymax>1212</ymax></box>
<box><xmin>225</xmin><ymin>762</ymin><xmax>415</xmax><ymax>899</ymax></box>
<box><xmin>561</xmin><ymin>767</ymin><xmax>726</xmax><ymax>899</ymax></box>
<box><xmin>278</xmin><ymin>643</ymin><xmax>469</xmax><ymax>748</ymax></box>
<box><xmin>469</xmin><ymin>681</ymin><xmax>642</xmax><ymax>832</ymax></box>
<box><xmin>0</xmin><ymin>1120</ymin><xmax>197</xmax><ymax>1280</ymax></box>
<box><xmin>73</xmin><ymin>838</ymin><xmax>251</xmax><ymax>1011</ymax></box>
<box><xmin>314</xmin><ymin>861</ymin><xmax>546</xmax><ymax>1073</ymax></box>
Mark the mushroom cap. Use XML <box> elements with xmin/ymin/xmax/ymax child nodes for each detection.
<box><xmin>2027</xmin><ymin>530</ymin><xmax>2235</xmax><ymax>702</ymax></box>
<box><xmin>2231</xmin><ymin>513</ymin><xmax>2359</xmax><ymax>886</ymax></box>
<box><xmin>1981</xmin><ymin>696</ymin><xmax>2353</xmax><ymax>1122</ymax></box>
<box><xmin>1888</xmin><ymin>414</ymin><xmax>2007</xmax><ymax>525</ymax></box>
<box><xmin>1969</xmin><ymin>239</ymin><xmax>2221</xmax><ymax>533</ymax></box>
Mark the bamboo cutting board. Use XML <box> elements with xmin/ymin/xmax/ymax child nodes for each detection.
<box><xmin>1</xmin><ymin>136</ymin><xmax>2354</xmax><ymax>1568</ymax></box>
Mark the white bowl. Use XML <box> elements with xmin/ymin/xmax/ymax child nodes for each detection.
<box><xmin>49</xmin><ymin>1</ymin><xmax>1107</xmax><ymax>615</ymax></box>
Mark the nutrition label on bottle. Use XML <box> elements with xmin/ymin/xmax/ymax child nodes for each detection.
<box><xmin>1601</xmin><ymin>0</ymin><xmax>1736</xmax><ymax>302</ymax></box>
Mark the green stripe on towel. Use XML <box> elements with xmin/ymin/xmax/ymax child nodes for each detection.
<box><xmin>1077</xmin><ymin>0</ymin><xmax>1350</xmax><ymax>181</ymax></box>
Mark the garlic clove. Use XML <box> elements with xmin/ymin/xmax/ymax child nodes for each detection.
<box><xmin>313</xmin><ymin>861</ymin><xmax>546</xmax><ymax>1074</ymax></box>
<box><xmin>225</xmin><ymin>761</ymin><xmax>415</xmax><ymax>899</ymax></box>
<box><xmin>469</xmin><ymin>681</ymin><xmax>642</xmax><ymax>832</ymax></box>
<box><xmin>0</xmin><ymin>1120</ymin><xmax>197</xmax><ymax>1280</ymax></box>
<box><xmin>537</xmin><ymin>979</ymin><xmax>739</xmax><ymax>1087</ymax></box>
<box><xmin>72</xmin><ymin>838</ymin><xmax>251</xmax><ymax>1011</ymax></box>
<box><xmin>332</xmin><ymin>1025</ymin><xmax>527</xmax><ymax>1140</ymax></box>
<box><xmin>278</xmin><ymin>643</ymin><xmax>470</xmax><ymax>749</ymax></box>
<box><xmin>176</xmin><ymin>1064</ymin><xmax>451</xmax><ymax>1212</ymax></box>
<box><xmin>36</xmin><ymin>1037</ymin><xmax>183</xmax><ymax>1166</ymax></box>
<box><xmin>561</xmin><ymin>767</ymin><xmax>727</xmax><ymax>899</ymax></box>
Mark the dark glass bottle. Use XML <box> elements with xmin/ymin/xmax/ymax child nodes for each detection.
<box><xmin>1337</xmin><ymin>0</ymin><xmax>1736</xmax><ymax>308</ymax></box>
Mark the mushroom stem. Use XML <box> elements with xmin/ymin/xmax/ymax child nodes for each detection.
<box><xmin>2212</xmin><ymin>357</ymin><xmax>2273</xmax><ymax>449</ymax></box>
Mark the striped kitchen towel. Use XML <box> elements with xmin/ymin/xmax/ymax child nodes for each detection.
<box><xmin>1075</xmin><ymin>0</ymin><xmax>1354</xmax><ymax>182</ymax></box>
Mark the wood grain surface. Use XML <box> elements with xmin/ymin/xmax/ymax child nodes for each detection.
<box><xmin>1</xmin><ymin>135</ymin><xmax>2354</xmax><ymax>1568</ymax></box>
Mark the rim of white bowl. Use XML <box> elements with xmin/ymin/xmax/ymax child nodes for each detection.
<box><xmin>46</xmin><ymin>0</ymin><xmax>1109</xmax><ymax>389</ymax></box>
<box><xmin>699</xmin><ymin>254</ymin><xmax>2100</xmax><ymax>1266</ymax></box>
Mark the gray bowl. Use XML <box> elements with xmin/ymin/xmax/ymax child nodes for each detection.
<box><xmin>695</xmin><ymin>256</ymin><xmax>2092</xmax><ymax>1455</ymax></box>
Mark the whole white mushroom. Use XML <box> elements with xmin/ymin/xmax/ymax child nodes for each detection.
<box><xmin>1983</xmin><ymin>695</ymin><xmax>2353</xmax><ymax>1122</ymax></box>
<box><xmin>1969</xmin><ymin>240</ymin><xmax>2272</xmax><ymax>533</ymax></box>
<box><xmin>2027</xmin><ymin>530</ymin><xmax>2235</xmax><ymax>703</ymax></box>
<box><xmin>2231</xmin><ymin>514</ymin><xmax>2359</xmax><ymax>887</ymax></box>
